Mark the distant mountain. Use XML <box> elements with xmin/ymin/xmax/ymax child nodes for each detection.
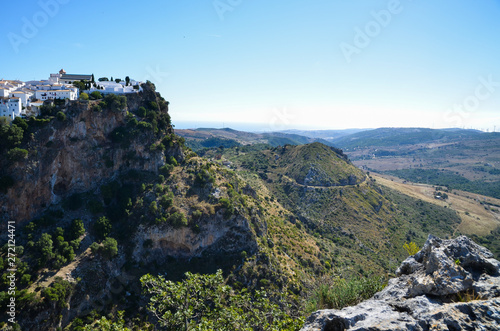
<box><xmin>328</xmin><ymin>127</ymin><xmax>500</xmax><ymax>199</ymax></box>
<box><xmin>280</xmin><ymin>128</ymin><xmax>369</xmax><ymax>141</ymax></box>
<box><xmin>175</xmin><ymin>127</ymin><xmax>336</xmax><ymax>151</ymax></box>
<box><xmin>330</xmin><ymin>127</ymin><xmax>485</xmax><ymax>149</ymax></box>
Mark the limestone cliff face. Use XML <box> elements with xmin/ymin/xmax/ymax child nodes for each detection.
<box><xmin>0</xmin><ymin>90</ymin><xmax>181</xmax><ymax>225</ymax></box>
<box><xmin>301</xmin><ymin>235</ymin><xmax>500</xmax><ymax>331</ymax></box>
<box><xmin>133</xmin><ymin>209</ymin><xmax>258</xmax><ymax>262</ymax></box>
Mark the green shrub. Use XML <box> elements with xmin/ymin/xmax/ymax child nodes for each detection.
<box><xmin>103</xmin><ymin>94</ymin><xmax>127</xmax><ymax>112</ymax></box>
<box><xmin>12</xmin><ymin>117</ymin><xmax>28</xmax><ymax>131</ymax></box>
<box><xmin>42</xmin><ymin>277</ymin><xmax>74</xmax><ymax>308</ymax></box>
<box><xmin>137</xmin><ymin>121</ymin><xmax>152</xmax><ymax>130</ymax></box>
<box><xmin>137</xmin><ymin>106</ymin><xmax>147</xmax><ymax>117</ymax></box>
<box><xmin>53</xmin><ymin>254</ymin><xmax>68</xmax><ymax>269</ymax></box>
<box><xmin>90</xmin><ymin>242</ymin><xmax>100</xmax><ymax>255</ymax></box>
<box><xmin>68</xmin><ymin>219</ymin><xmax>85</xmax><ymax>240</ymax></box>
<box><xmin>167</xmin><ymin>156</ymin><xmax>178</xmax><ymax>166</ymax></box>
<box><xmin>149</xmin><ymin>101</ymin><xmax>158</xmax><ymax>110</ymax></box>
<box><xmin>403</xmin><ymin>242</ymin><xmax>420</xmax><ymax>256</ymax></box>
<box><xmin>92</xmin><ymin>104</ymin><xmax>102</xmax><ymax>112</ymax></box>
<box><xmin>101</xmin><ymin>237</ymin><xmax>118</xmax><ymax>259</ymax></box>
<box><xmin>90</xmin><ymin>91</ymin><xmax>102</xmax><ymax>100</ymax></box>
<box><xmin>194</xmin><ymin>169</ymin><xmax>215</xmax><ymax>187</ymax></box>
<box><xmin>70</xmin><ymin>239</ymin><xmax>81</xmax><ymax>250</ymax></box>
<box><xmin>140</xmin><ymin>270</ymin><xmax>302</xmax><ymax>330</ymax></box>
<box><xmin>35</xmin><ymin>233</ymin><xmax>54</xmax><ymax>265</ymax></box>
<box><xmin>192</xmin><ymin>210</ymin><xmax>202</xmax><ymax>220</ymax></box>
<box><xmin>219</xmin><ymin>198</ymin><xmax>234</xmax><ymax>218</ymax></box>
<box><xmin>7</xmin><ymin>148</ymin><xmax>28</xmax><ymax>161</ymax></box>
<box><xmin>20</xmin><ymin>274</ymin><xmax>31</xmax><ymax>286</ymax></box>
<box><xmin>56</xmin><ymin>111</ymin><xmax>67</xmax><ymax>121</ymax></box>
<box><xmin>94</xmin><ymin>216</ymin><xmax>112</xmax><ymax>240</ymax></box>
<box><xmin>149</xmin><ymin>201</ymin><xmax>158</xmax><ymax>214</ymax></box>
<box><xmin>0</xmin><ymin>119</ymin><xmax>24</xmax><ymax>150</ymax></box>
<box><xmin>169</xmin><ymin>212</ymin><xmax>188</xmax><ymax>228</ymax></box>
<box><xmin>80</xmin><ymin>92</ymin><xmax>89</xmax><ymax>100</ymax></box>
<box><xmin>159</xmin><ymin>164</ymin><xmax>174</xmax><ymax>177</ymax></box>
<box><xmin>127</xmin><ymin>117</ymin><xmax>138</xmax><ymax>127</ymax></box>
<box><xmin>159</xmin><ymin>192</ymin><xmax>174</xmax><ymax>209</ymax></box>
<box><xmin>306</xmin><ymin>276</ymin><xmax>386</xmax><ymax>312</ymax></box>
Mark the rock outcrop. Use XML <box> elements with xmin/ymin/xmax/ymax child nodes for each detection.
<box><xmin>302</xmin><ymin>235</ymin><xmax>500</xmax><ymax>330</ymax></box>
<box><xmin>0</xmin><ymin>84</ymin><xmax>180</xmax><ymax>225</ymax></box>
<box><xmin>132</xmin><ymin>211</ymin><xmax>258</xmax><ymax>262</ymax></box>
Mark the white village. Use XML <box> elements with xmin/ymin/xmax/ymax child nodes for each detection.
<box><xmin>0</xmin><ymin>69</ymin><xmax>142</xmax><ymax>121</ymax></box>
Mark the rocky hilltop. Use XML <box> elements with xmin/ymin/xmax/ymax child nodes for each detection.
<box><xmin>0</xmin><ymin>82</ymin><xmax>180</xmax><ymax>225</ymax></box>
<box><xmin>302</xmin><ymin>235</ymin><xmax>500</xmax><ymax>330</ymax></box>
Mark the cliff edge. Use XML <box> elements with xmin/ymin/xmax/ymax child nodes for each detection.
<box><xmin>302</xmin><ymin>235</ymin><xmax>500</xmax><ymax>330</ymax></box>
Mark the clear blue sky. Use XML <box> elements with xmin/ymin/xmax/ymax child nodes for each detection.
<box><xmin>1</xmin><ymin>0</ymin><xmax>499</xmax><ymax>131</ymax></box>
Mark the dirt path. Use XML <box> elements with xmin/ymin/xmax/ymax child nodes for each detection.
<box><xmin>29</xmin><ymin>248</ymin><xmax>91</xmax><ymax>292</ymax></box>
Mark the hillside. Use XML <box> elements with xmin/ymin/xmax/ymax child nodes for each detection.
<box><xmin>202</xmin><ymin>142</ymin><xmax>465</xmax><ymax>276</ymax></box>
<box><xmin>331</xmin><ymin>127</ymin><xmax>484</xmax><ymax>149</ymax></box>
<box><xmin>327</xmin><ymin>128</ymin><xmax>500</xmax><ymax>199</ymax></box>
<box><xmin>0</xmin><ymin>87</ymin><xmax>392</xmax><ymax>330</ymax></box>
<box><xmin>2</xmin><ymin>101</ymin><xmax>498</xmax><ymax>330</ymax></box>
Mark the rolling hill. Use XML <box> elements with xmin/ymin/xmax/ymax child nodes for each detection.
<box><xmin>331</xmin><ymin>127</ymin><xmax>485</xmax><ymax>150</ymax></box>
<box><xmin>3</xmin><ymin>102</ymin><xmax>499</xmax><ymax>330</ymax></box>
<box><xmin>324</xmin><ymin>128</ymin><xmax>500</xmax><ymax>199</ymax></box>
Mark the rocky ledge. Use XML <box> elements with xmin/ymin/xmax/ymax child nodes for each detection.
<box><xmin>301</xmin><ymin>235</ymin><xmax>500</xmax><ymax>330</ymax></box>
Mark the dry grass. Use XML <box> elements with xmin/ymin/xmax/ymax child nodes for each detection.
<box><xmin>373</xmin><ymin>173</ymin><xmax>500</xmax><ymax>236</ymax></box>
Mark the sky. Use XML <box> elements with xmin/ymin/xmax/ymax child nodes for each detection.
<box><xmin>1</xmin><ymin>0</ymin><xmax>499</xmax><ymax>132</ymax></box>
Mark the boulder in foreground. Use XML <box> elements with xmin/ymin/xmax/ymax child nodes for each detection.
<box><xmin>301</xmin><ymin>235</ymin><xmax>500</xmax><ymax>330</ymax></box>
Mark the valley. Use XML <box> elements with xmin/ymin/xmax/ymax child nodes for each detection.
<box><xmin>2</xmin><ymin>93</ymin><xmax>499</xmax><ymax>330</ymax></box>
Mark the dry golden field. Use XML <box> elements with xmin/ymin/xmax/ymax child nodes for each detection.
<box><xmin>373</xmin><ymin>173</ymin><xmax>500</xmax><ymax>236</ymax></box>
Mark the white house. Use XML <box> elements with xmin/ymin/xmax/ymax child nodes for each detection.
<box><xmin>35</xmin><ymin>88</ymin><xmax>78</xmax><ymax>101</ymax></box>
<box><xmin>10</xmin><ymin>90</ymin><xmax>34</xmax><ymax>107</ymax></box>
<box><xmin>0</xmin><ymin>88</ymin><xmax>10</xmax><ymax>98</ymax></box>
<box><xmin>90</xmin><ymin>80</ymin><xmax>141</xmax><ymax>95</ymax></box>
<box><xmin>0</xmin><ymin>97</ymin><xmax>22</xmax><ymax>120</ymax></box>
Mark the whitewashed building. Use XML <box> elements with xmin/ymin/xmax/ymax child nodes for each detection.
<box><xmin>1</xmin><ymin>70</ymin><xmax>141</xmax><ymax>120</ymax></box>
<box><xmin>90</xmin><ymin>80</ymin><xmax>141</xmax><ymax>95</ymax></box>
<box><xmin>10</xmin><ymin>90</ymin><xmax>34</xmax><ymax>107</ymax></box>
<box><xmin>0</xmin><ymin>97</ymin><xmax>22</xmax><ymax>120</ymax></box>
<box><xmin>0</xmin><ymin>88</ymin><xmax>10</xmax><ymax>98</ymax></box>
<box><xmin>35</xmin><ymin>88</ymin><xmax>77</xmax><ymax>101</ymax></box>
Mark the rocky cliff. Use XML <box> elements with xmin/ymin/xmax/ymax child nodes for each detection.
<box><xmin>302</xmin><ymin>235</ymin><xmax>500</xmax><ymax>330</ymax></box>
<box><xmin>0</xmin><ymin>83</ymin><xmax>180</xmax><ymax>225</ymax></box>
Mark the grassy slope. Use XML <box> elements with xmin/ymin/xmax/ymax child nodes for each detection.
<box><xmin>206</xmin><ymin>143</ymin><xmax>463</xmax><ymax>277</ymax></box>
<box><xmin>5</xmin><ymin>119</ymin><xmax>492</xmax><ymax>329</ymax></box>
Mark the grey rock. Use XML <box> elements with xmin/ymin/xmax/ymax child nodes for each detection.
<box><xmin>301</xmin><ymin>235</ymin><xmax>500</xmax><ymax>330</ymax></box>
